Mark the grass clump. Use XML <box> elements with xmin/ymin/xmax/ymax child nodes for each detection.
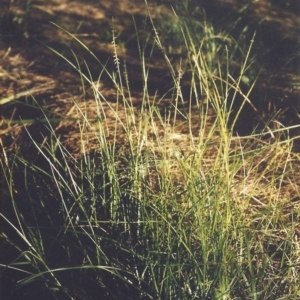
<box><xmin>1</xmin><ymin>4</ymin><xmax>300</xmax><ymax>300</ymax></box>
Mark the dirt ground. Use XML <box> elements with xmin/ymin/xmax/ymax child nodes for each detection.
<box><xmin>0</xmin><ymin>0</ymin><xmax>299</xmax><ymax>156</ymax></box>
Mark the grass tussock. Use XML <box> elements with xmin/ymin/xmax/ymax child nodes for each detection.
<box><xmin>1</xmin><ymin>4</ymin><xmax>300</xmax><ymax>300</ymax></box>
